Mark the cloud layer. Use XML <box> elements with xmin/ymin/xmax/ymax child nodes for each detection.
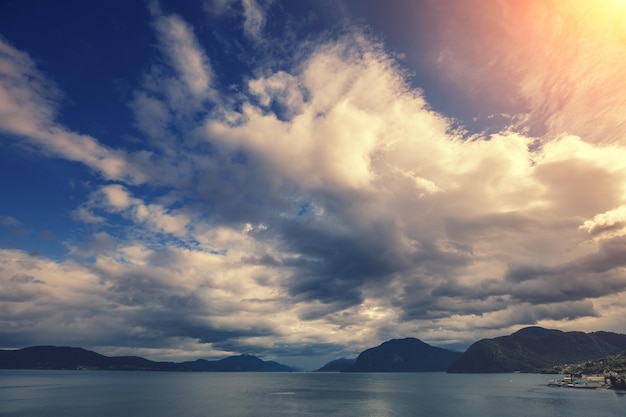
<box><xmin>2</xmin><ymin>0</ymin><xmax>626</xmax><ymax>367</ymax></box>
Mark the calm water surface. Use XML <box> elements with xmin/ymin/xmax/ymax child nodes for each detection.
<box><xmin>1</xmin><ymin>371</ymin><xmax>624</xmax><ymax>417</ymax></box>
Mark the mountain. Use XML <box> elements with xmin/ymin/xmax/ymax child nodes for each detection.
<box><xmin>345</xmin><ymin>338</ymin><xmax>462</xmax><ymax>372</ymax></box>
<box><xmin>182</xmin><ymin>354</ymin><xmax>295</xmax><ymax>372</ymax></box>
<box><xmin>315</xmin><ymin>358</ymin><xmax>356</xmax><ymax>372</ymax></box>
<box><xmin>510</xmin><ymin>326</ymin><xmax>563</xmax><ymax>340</ymax></box>
<box><xmin>0</xmin><ymin>346</ymin><xmax>295</xmax><ymax>372</ymax></box>
<box><xmin>0</xmin><ymin>346</ymin><xmax>187</xmax><ymax>371</ymax></box>
<box><xmin>447</xmin><ymin>327</ymin><xmax>626</xmax><ymax>373</ymax></box>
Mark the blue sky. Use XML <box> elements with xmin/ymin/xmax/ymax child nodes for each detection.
<box><xmin>2</xmin><ymin>0</ymin><xmax>626</xmax><ymax>369</ymax></box>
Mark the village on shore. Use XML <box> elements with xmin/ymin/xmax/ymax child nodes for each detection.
<box><xmin>548</xmin><ymin>372</ymin><xmax>626</xmax><ymax>390</ymax></box>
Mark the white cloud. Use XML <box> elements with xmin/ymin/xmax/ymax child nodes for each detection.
<box><xmin>152</xmin><ymin>12</ymin><xmax>214</xmax><ymax>99</ymax></box>
<box><xmin>70</xmin><ymin>207</ymin><xmax>106</xmax><ymax>224</ymax></box>
<box><xmin>0</xmin><ymin>36</ymin><xmax>60</xmax><ymax>136</ymax></box>
<box><xmin>248</xmin><ymin>71</ymin><xmax>305</xmax><ymax>117</ymax></box>
<box><xmin>0</xmin><ymin>249</ymin><xmax>114</xmax><ymax>346</ymax></box>
<box><xmin>208</xmin><ymin>34</ymin><xmax>431</xmax><ymax>191</ymax></box>
<box><xmin>241</xmin><ymin>0</ymin><xmax>267</xmax><ymax>41</ymax></box>
<box><xmin>0</xmin><ymin>38</ymin><xmax>153</xmax><ymax>185</ymax></box>
<box><xmin>581</xmin><ymin>205</ymin><xmax>626</xmax><ymax>238</ymax></box>
<box><xmin>101</xmin><ymin>184</ymin><xmax>132</xmax><ymax>210</ymax></box>
<box><xmin>86</xmin><ymin>185</ymin><xmax>191</xmax><ymax>239</ymax></box>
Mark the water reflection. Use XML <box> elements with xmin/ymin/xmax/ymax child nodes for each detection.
<box><xmin>0</xmin><ymin>371</ymin><xmax>624</xmax><ymax>417</ymax></box>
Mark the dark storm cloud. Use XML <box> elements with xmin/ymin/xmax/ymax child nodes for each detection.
<box><xmin>392</xmin><ymin>236</ymin><xmax>626</xmax><ymax>324</ymax></box>
<box><xmin>277</xmin><ymin>219</ymin><xmax>401</xmax><ymax>302</ymax></box>
<box><xmin>394</xmin><ymin>276</ymin><xmax>511</xmax><ymax>322</ymax></box>
<box><xmin>129</xmin><ymin>311</ymin><xmax>273</xmax><ymax>345</ymax></box>
<box><xmin>505</xmin><ymin>236</ymin><xmax>626</xmax><ymax>304</ymax></box>
<box><xmin>276</xmin><ymin>212</ymin><xmax>475</xmax><ymax>309</ymax></box>
<box><xmin>185</xmin><ymin>149</ymin><xmax>301</xmax><ymax>228</ymax></box>
<box><xmin>397</xmin><ymin>235</ymin><xmax>626</xmax><ymax>321</ymax></box>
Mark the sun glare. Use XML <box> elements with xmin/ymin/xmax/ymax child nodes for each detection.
<box><xmin>572</xmin><ymin>0</ymin><xmax>626</xmax><ymax>26</ymax></box>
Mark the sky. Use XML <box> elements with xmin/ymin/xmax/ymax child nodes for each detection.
<box><xmin>1</xmin><ymin>0</ymin><xmax>626</xmax><ymax>370</ymax></box>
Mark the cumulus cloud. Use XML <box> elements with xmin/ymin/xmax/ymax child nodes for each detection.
<box><xmin>196</xmin><ymin>30</ymin><xmax>626</xmax><ymax>350</ymax></box>
<box><xmin>581</xmin><ymin>205</ymin><xmax>626</xmax><ymax>238</ymax></box>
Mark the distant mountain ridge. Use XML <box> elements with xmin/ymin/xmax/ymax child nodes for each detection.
<box><xmin>315</xmin><ymin>358</ymin><xmax>356</xmax><ymax>372</ymax></box>
<box><xmin>448</xmin><ymin>327</ymin><xmax>626</xmax><ymax>373</ymax></box>
<box><xmin>7</xmin><ymin>327</ymin><xmax>626</xmax><ymax>374</ymax></box>
<box><xmin>344</xmin><ymin>337</ymin><xmax>462</xmax><ymax>372</ymax></box>
<box><xmin>0</xmin><ymin>346</ymin><xmax>295</xmax><ymax>372</ymax></box>
<box><xmin>183</xmin><ymin>354</ymin><xmax>293</xmax><ymax>372</ymax></box>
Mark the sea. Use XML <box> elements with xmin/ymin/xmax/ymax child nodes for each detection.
<box><xmin>1</xmin><ymin>371</ymin><xmax>624</xmax><ymax>417</ymax></box>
